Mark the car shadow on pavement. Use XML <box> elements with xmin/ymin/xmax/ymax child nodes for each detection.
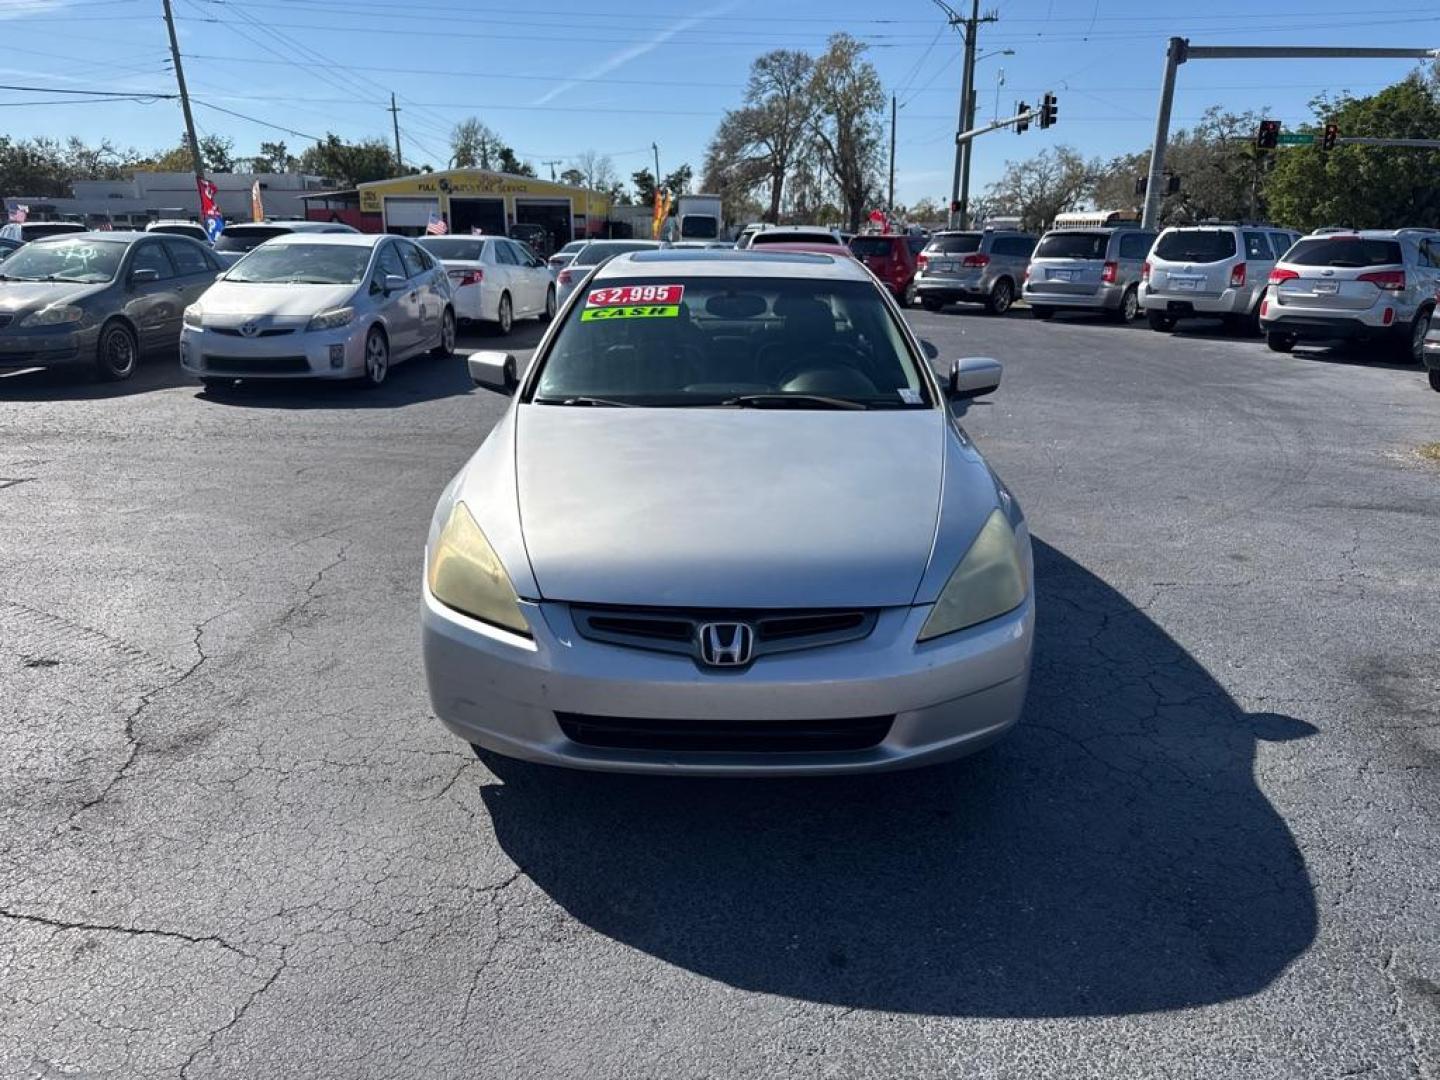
<box><xmin>478</xmin><ymin>538</ymin><xmax>1319</xmax><ymax>1018</ymax></box>
<box><xmin>193</xmin><ymin>354</ymin><xmax>481</xmax><ymax>410</ymax></box>
<box><xmin>0</xmin><ymin>357</ymin><xmax>194</xmax><ymax>400</ymax></box>
<box><xmin>1291</xmin><ymin>341</ymin><xmax>1418</xmax><ymax>372</ymax></box>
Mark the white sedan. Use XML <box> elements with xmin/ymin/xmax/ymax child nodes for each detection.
<box><xmin>418</xmin><ymin>236</ymin><xmax>554</xmax><ymax>335</ymax></box>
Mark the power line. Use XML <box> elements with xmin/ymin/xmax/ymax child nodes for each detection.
<box><xmin>190</xmin><ymin>98</ymin><xmax>324</xmax><ymax>141</ymax></box>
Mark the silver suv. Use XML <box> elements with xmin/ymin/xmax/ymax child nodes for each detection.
<box><xmin>1140</xmin><ymin>224</ymin><xmax>1299</xmax><ymax>334</ymax></box>
<box><xmin>916</xmin><ymin>228</ymin><xmax>1037</xmax><ymax>315</ymax></box>
<box><xmin>1260</xmin><ymin>230</ymin><xmax>1439</xmax><ymax>363</ymax></box>
<box><xmin>1023</xmin><ymin>226</ymin><xmax>1157</xmax><ymax>322</ymax></box>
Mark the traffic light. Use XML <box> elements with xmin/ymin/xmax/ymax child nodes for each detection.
<box><xmin>1015</xmin><ymin>102</ymin><xmax>1029</xmax><ymax>134</ymax></box>
<box><xmin>1322</xmin><ymin>122</ymin><xmax>1339</xmax><ymax>152</ymax></box>
<box><xmin>1039</xmin><ymin>92</ymin><xmax>1058</xmax><ymax>130</ymax></box>
<box><xmin>1256</xmin><ymin>119</ymin><xmax>1281</xmax><ymax>150</ymax></box>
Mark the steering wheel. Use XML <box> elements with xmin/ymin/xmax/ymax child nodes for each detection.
<box><xmin>775</xmin><ymin>343</ymin><xmax>873</xmax><ymax>388</ymax></box>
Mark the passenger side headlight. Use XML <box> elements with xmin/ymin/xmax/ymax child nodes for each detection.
<box><xmin>19</xmin><ymin>304</ymin><xmax>83</xmax><ymax>328</ymax></box>
<box><xmin>307</xmin><ymin>306</ymin><xmax>355</xmax><ymax>332</ymax></box>
<box><xmin>426</xmin><ymin>501</ymin><xmax>531</xmax><ymax>636</ymax></box>
<box><xmin>917</xmin><ymin>510</ymin><xmax>1027</xmax><ymax>642</ymax></box>
<box><xmin>182</xmin><ymin>304</ymin><xmax>203</xmax><ymax>329</ymax></box>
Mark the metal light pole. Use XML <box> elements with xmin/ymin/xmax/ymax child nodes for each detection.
<box><xmin>1141</xmin><ymin>40</ymin><xmax>1440</xmax><ymax>229</ymax></box>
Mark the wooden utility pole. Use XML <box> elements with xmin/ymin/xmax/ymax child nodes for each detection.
<box><xmin>160</xmin><ymin>0</ymin><xmax>204</xmax><ymax>192</ymax></box>
<box><xmin>389</xmin><ymin>93</ymin><xmax>404</xmax><ymax>171</ymax></box>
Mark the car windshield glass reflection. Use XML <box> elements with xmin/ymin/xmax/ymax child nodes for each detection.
<box><xmin>572</xmin><ymin>243</ymin><xmax>658</xmax><ymax>267</ymax></box>
<box><xmin>1154</xmin><ymin>230</ymin><xmax>1236</xmax><ymax>262</ymax></box>
<box><xmin>215</xmin><ymin>227</ymin><xmax>290</xmax><ymax>253</ymax></box>
<box><xmin>531</xmin><ymin>276</ymin><xmax>931</xmax><ymax>409</ymax></box>
<box><xmin>418</xmin><ymin>238</ymin><xmax>486</xmax><ymax>261</ymax></box>
<box><xmin>0</xmin><ymin>238</ymin><xmax>126</xmax><ymax>282</ymax></box>
<box><xmin>226</xmin><ymin>244</ymin><xmax>371</xmax><ymax>284</ymax></box>
<box><xmin>1034</xmin><ymin>232</ymin><xmax>1108</xmax><ymax>260</ymax></box>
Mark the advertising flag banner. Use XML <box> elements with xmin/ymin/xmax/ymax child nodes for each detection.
<box><xmin>251</xmin><ymin>179</ymin><xmax>264</xmax><ymax>223</ymax></box>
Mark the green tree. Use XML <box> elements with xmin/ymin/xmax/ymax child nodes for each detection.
<box><xmin>632</xmin><ymin>165</ymin><xmax>692</xmax><ymax>205</ymax></box>
<box><xmin>1266</xmin><ymin>74</ymin><xmax>1440</xmax><ymax>230</ymax></box>
<box><xmin>252</xmin><ymin>140</ymin><xmax>295</xmax><ymax>173</ymax></box>
<box><xmin>497</xmin><ymin>146</ymin><xmax>535</xmax><ymax>177</ymax></box>
<box><xmin>559</xmin><ymin>167</ymin><xmax>587</xmax><ymax>186</ymax></box>
<box><xmin>146</xmin><ymin>133</ymin><xmax>236</xmax><ymax>174</ymax></box>
<box><xmin>808</xmin><ymin>33</ymin><xmax>885</xmax><ymax>232</ymax></box>
<box><xmin>449</xmin><ymin>118</ymin><xmax>506</xmax><ymax>169</ymax></box>
<box><xmin>981</xmin><ymin>146</ymin><xmax>1099</xmax><ymax>232</ymax></box>
<box><xmin>298</xmin><ymin>134</ymin><xmax>398</xmax><ymax>185</ymax></box>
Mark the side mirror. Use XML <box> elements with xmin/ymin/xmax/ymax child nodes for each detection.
<box><xmin>468</xmin><ymin>350</ymin><xmax>518</xmax><ymax>395</ymax></box>
<box><xmin>947</xmin><ymin>356</ymin><xmax>1003</xmax><ymax>400</ymax></box>
<box><xmin>383</xmin><ymin>273</ymin><xmax>407</xmax><ymax>294</ymax></box>
<box><xmin>130</xmin><ymin>267</ymin><xmax>160</xmax><ymax>284</ymax></box>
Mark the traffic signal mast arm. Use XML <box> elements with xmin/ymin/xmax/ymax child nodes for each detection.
<box><xmin>956</xmin><ymin>102</ymin><xmax>1044</xmax><ymax>146</ymax></box>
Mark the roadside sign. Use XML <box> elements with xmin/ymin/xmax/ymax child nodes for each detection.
<box><xmin>1276</xmin><ymin>133</ymin><xmax>1316</xmax><ymax>146</ymax></box>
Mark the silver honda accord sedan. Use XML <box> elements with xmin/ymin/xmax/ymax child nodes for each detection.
<box><xmin>422</xmin><ymin>250</ymin><xmax>1034</xmax><ymax>775</ymax></box>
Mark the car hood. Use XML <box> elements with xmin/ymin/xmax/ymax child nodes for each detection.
<box><xmin>509</xmin><ymin>406</ymin><xmax>949</xmax><ymax>608</ymax></box>
<box><xmin>198</xmin><ymin>280</ymin><xmax>357</xmax><ymax>322</ymax></box>
<box><xmin>0</xmin><ymin>281</ymin><xmax>107</xmax><ymax>314</ymax></box>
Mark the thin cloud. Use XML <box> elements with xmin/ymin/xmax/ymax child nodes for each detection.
<box><xmin>533</xmin><ymin>2</ymin><xmax>741</xmax><ymax>106</ymax></box>
<box><xmin>0</xmin><ymin>0</ymin><xmax>65</xmax><ymax>20</ymax></box>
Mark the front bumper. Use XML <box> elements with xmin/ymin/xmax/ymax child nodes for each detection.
<box><xmin>0</xmin><ymin>325</ymin><xmax>94</xmax><ymax>368</ymax></box>
<box><xmin>180</xmin><ymin>322</ymin><xmax>368</xmax><ymax>380</ymax></box>
<box><xmin>1140</xmin><ymin>283</ymin><xmax>1255</xmax><ymax>316</ymax></box>
<box><xmin>422</xmin><ymin>585</ymin><xmax>1034</xmax><ymax>776</ymax></box>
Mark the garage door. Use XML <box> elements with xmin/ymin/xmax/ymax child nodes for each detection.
<box><xmin>383</xmin><ymin>197</ymin><xmax>439</xmax><ymax>233</ymax></box>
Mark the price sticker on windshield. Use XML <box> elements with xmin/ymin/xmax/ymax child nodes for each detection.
<box><xmin>586</xmin><ymin>284</ymin><xmax>684</xmax><ymax>308</ymax></box>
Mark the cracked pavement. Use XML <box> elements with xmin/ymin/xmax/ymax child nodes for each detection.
<box><xmin>1</xmin><ymin>313</ymin><xmax>1437</xmax><ymax>1078</ymax></box>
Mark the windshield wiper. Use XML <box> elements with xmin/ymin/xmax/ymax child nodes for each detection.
<box><xmin>722</xmin><ymin>393</ymin><xmax>867</xmax><ymax>410</ymax></box>
<box><xmin>533</xmin><ymin>395</ymin><xmax>634</xmax><ymax>407</ymax></box>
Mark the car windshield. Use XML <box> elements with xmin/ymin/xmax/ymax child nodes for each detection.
<box><xmin>680</xmin><ymin>217</ymin><xmax>719</xmax><ymax>239</ymax></box>
<box><xmin>1034</xmin><ymin>232</ymin><xmax>1109</xmax><ymax>260</ymax></box>
<box><xmin>418</xmin><ymin>238</ymin><xmax>486</xmax><ymax>261</ymax></box>
<box><xmin>530</xmin><ymin>276</ymin><xmax>931</xmax><ymax>409</ymax></box>
<box><xmin>924</xmin><ymin>234</ymin><xmax>982</xmax><ymax>255</ymax></box>
<box><xmin>151</xmin><ymin>224</ymin><xmax>206</xmax><ymax>239</ymax></box>
<box><xmin>849</xmin><ymin>237</ymin><xmax>898</xmax><ymax>258</ymax></box>
<box><xmin>225</xmin><ymin>243</ymin><xmax>371</xmax><ymax>284</ymax></box>
<box><xmin>215</xmin><ymin>227</ymin><xmax>292</xmax><ymax>254</ymax></box>
<box><xmin>558</xmin><ymin>241</ymin><xmax>586</xmax><ymax>255</ymax></box>
<box><xmin>1285</xmin><ymin>238</ymin><xmax>1403</xmax><ymax>268</ymax></box>
<box><xmin>750</xmin><ymin>231</ymin><xmax>838</xmax><ymax>246</ymax></box>
<box><xmin>573</xmin><ymin>242</ymin><xmax>658</xmax><ymax>267</ymax></box>
<box><xmin>1154</xmin><ymin>230</ymin><xmax>1236</xmax><ymax>262</ymax></box>
<box><xmin>0</xmin><ymin>237</ymin><xmax>126</xmax><ymax>282</ymax></box>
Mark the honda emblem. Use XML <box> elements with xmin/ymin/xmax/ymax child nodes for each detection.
<box><xmin>698</xmin><ymin>622</ymin><xmax>754</xmax><ymax>667</ymax></box>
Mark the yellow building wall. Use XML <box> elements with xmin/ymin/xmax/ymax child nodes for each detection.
<box><xmin>357</xmin><ymin>171</ymin><xmax>610</xmax><ymax>227</ymax></box>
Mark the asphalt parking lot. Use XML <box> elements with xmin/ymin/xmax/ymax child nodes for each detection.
<box><xmin>2</xmin><ymin>306</ymin><xmax>1438</xmax><ymax>1078</ymax></box>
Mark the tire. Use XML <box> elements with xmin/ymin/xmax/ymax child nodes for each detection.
<box><xmin>1110</xmin><ymin>287</ymin><xmax>1140</xmax><ymax>323</ymax></box>
<box><xmin>901</xmin><ymin>280</ymin><xmax>917</xmax><ymax>307</ymax></box>
<box><xmin>543</xmin><ymin>286</ymin><xmax>557</xmax><ymax>322</ymax></box>
<box><xmin>985</xmin><ymin>278</ymin><xmax>1014</xmax><ymax>316</ymax></box>
<box><xmin>920</xmin><ymin>297</ymin><xmax>944</xmax><ymax>313</ymax></box>
<box><xmin>94</xmin><ymin>320</ymin><xmax>138</xmax><ymax>381</ymax></box>
<box><xmin>360</xmin><ymin>326</ymin><xmax>389</xmax><ymax>388</ymax></box>
<box><xmin>1403</xmin><ymin>307</ymin><xmax>1432</xmax><ymax>365</ymax></box>
<box><xmin>431</xmin><ymin>307</ymin><xmax>456</xmax><ymax>357</ymax></box>
<box><xmin>1429</xmin><ymin>369</ymin><xmax>1440</xmax><ymax>392</ymax></box>
<box><xmin>1030</xmin><ymin>306</ymin><xmax>1054</xmax><ymax>320</ymax></box>
<box><xmin>495</xmin><ymin>293</ymin><xmax>513</xmax><ymax>336</ymax></box>
<box><xmin>1266</xmin><ymin>331</ymin><xmax>1297</xmax><ymax>353</ymax></box>
<box><xmin>1146</xmin><ymin>310</ymin><xmax>1177</xmax><ymax>332</ymax></box>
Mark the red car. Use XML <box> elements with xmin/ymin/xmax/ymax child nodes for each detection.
<box><xmin>849</xmin><ymin>233</ymin><xmax>925</xmax><ymax>305</ymax></box>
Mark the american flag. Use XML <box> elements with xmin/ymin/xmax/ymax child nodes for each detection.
<box><xmin>425</xmin><ymin>211</ymin><xmax>448</xmax><ymax>236</ymax></box>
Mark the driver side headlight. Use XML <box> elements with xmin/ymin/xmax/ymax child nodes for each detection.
<box><xmin>307</xmin><ymin>306</ymin><xmax>355</xmax><ymax>332</ymax></box>
<box><xmin>182</xmin><ymin>304</ymin><xmax>203</xmax><ymax>329</ymax></box>
<box><xmin>917</xmin><ymin>510</ymin><xmax>1028</xmax><ymax>642</ymax></box>
<box><xmin>426</xmin><ymin>501</ymin><xmax>531</xmax><ymax>636</ymax></box>
<box><xmin>19</xmin><ymin>304</ymin><xmax>83</xmax><ymax>328</ymax></box>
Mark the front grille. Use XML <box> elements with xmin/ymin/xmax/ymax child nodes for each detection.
<box><xmin>571</xmin><ymin>605</ymin><xmax>876</xmax><ymax>666</ymax></box>
<box><xmin>556</xmin><ymin>713</ymin><xmax>893</xmax><ymax>753</ymax></box>
<box><xmin>210</xmin><ymin>326</ymin><xmax>296</xmax><ymax>338</ymax></box>
<box><xmin>203</xmin><ymin>355</ymin><xmax>310</xmax><ymax>374</ymax></box>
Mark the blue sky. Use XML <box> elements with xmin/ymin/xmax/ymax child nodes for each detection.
<box><xmin>2</xmin><ymin>0</ymin><xmax>1438</xmax><ymax>205</ymax></box>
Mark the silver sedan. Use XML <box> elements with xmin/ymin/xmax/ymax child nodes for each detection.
<box><xmin>180</xmin><ymin>233</ymin><xmax>455</xmax><ymax>389</ymax></box>
<box><xmin>422</xmin><ymin>250</ymin><xmax>1033</xmax><ymax>775</ymax></box>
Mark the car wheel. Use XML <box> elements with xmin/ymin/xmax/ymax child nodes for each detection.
<box><xmin>1112</xmin><ymin>286</ymin><xmax>1140</xmax><ymax>323</ymax></box>
<box><xmin>902</xmin><ymin>280</ymin><xmax>917</xmax><ymax>307</ymax></box>
<box><xmin>495</xmin><ymin>293</ymin><xmax>513</xmax><ymax>336</ymax></box>
<box><xmin>1266</xmin><ymin>331</ymin><xmax>1297</xmax><ymax>353</ymax></box>
<box><xmin>1030</xmin><ymin>306</ymin><xmax>1054</xmax><ymax>320</ymax></box>
<box><xmin>543</xmin><ymin>285</ymin><xmax>557</xmax><ymax>321</ymax></box>
<box><xmin>431</xmin><ymin>307</ymin><xmax>456</xmax><ymax>357</ymax></box>
<box><xmin>920</xmin><ymin>297</ymin><xmax>944</xmax><ymax>312</ymax></box>
<box><xmin>1405</xmin><ymin>307</ymin><xmax>1432</xmax><ymax>365</ymax></box>
<box><xmin>360</xmin><ymin>326</ymin><xmax>389</xmax><ymax>388</ymax></box>
<box><xmin>1429</xmin><ymin>369</ymin><xmax>1440</xmax><ymax>392</ymax></box>
<box><xmin>1146</xmin><ymin>310</ymin><xmax>1176</xmax><ymax>332</ymax></box>
<box><xmin>985</xmin><ymin>278</ymin><xmax>1014</xmax><ymax>315</ymax></box>
<box><xmin>94</xmin><ymin>320</ymin><xmax>138</xmax><ymax>381</ymax></box>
